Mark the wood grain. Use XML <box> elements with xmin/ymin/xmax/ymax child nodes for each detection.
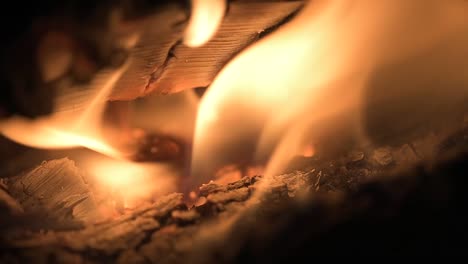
<box><xmin>109</xmin><ymin>1</ymin><xmax>304</xmax><ymax>100</ymax></box>
<box><xmin>6</xmin><ymin>158</ymin><xmax>99</xmax><ymax>230</ymax></box>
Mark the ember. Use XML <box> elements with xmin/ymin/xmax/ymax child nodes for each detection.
<box><xmin>130</xmin><ymin>132</ymin><xmax>186</xmax><ymax>163</ymax></box>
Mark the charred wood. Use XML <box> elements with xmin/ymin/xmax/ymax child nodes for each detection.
<box><xmin>1</xmin><ymin>122</ymin><xmax>467</xmax><ymax>262</ymax></box>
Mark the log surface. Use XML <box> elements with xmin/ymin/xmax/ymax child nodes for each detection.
<box><xmin>3</xmin><ymin>158</ymin><xmax>99</xmax><ymax>231</ymax></box>
<box><xmin>1</xmin><ymin>121</ymin><xmax>467</xmax><ymax>262</ymax></box>
<box><xmin>109</xmin><ymin>1</ymin><xmax>304</xmax><ymax>100</ymax></box>
<box><xmin>0</xmin><ymin>0</ymin><xmax>304</xmax><ymax>118</ymax></box>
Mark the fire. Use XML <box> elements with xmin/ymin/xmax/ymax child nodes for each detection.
<box><xmin>0</xmin><ymin>118</ymin><xmax>121</xmax><ymax>157</ymax></box>
<box><xmin>0</xmin><ymin>65</ymin><xmax>129</xmax><ymax>158</ymax></box>
<box><xmin>1</xmin><ymin>0</ymin><xmax>467</xmax><ymax>203</ymax></box>
<box><xmin>0</xmin><ymin>57</ymin><xmax>198</xmax><ymax>209</ymax></box>
<box><xmin>184</xmin><ymin>0</ymin><xmax>226</xmax><ymax>47</ymax></box>
<box><xmin>191</xmin><ymin>0</ymin><xmax>468</xmax><ymax>187</ymax></box>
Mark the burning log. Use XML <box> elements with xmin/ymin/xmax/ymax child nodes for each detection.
<box><xmin>110</xmin><ymin>1</ymin><xmax>305</xmax><ymax>100</ymax></box>
<box><xmin>0</xmin><ymin>0</ymin><xmax>304</xmax><ymax>119</ymax></box>
<box><xmin>0</xmin><ymin>1</ymin><xmax>305</xmax><ymax>168</ymax></box>
<box><xmin>1</xmin><ymin>1</ymin><xmax>468</xmax><ymax>261</ymax></box>
<box><xmin>1</xmin><ymin>122</ymin><xmax>467</xmax><ymax>262</ymax></box>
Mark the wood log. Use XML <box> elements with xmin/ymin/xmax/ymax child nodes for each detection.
<box><xmin>109</xmin><ymin>1</ymin><xmax>304</xmax><ymax>100</ymax></box>
<box><xmin>4</xmin><ymin>158</ymin><xmax>100</xmax><ymax>231</ymax></box>
<box><xmin>0</xmin><ymin>0</ymin><xmax>304</xmax><ymax>118</ymax></box>
<box><xmin>1</xmin><ymin>122</ymin><xmax>467</xmax><ymax>262</ymax></box>
<box><xmin>50</xmin><ymin>1</ymin><xmax>304</xmax><ymax>111</ymax></box>
<box><xmin>0</xmin><ymin>1</ymin><xmax>304</xmax><ymax>181</ymax></box>
<box><xmin>0</xmin><ymin>184</ymin><xmax>23</xmax><ymax>218</ymax></box>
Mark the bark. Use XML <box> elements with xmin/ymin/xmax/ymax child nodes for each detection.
<box><xmin>1</xmin><ymin>122</ymin><xmax>467</xmax><ymax>262</ymax></box>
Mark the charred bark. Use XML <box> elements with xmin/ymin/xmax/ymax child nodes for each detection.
<box><xmin>1</xmin><ymin>122</ymin><xmax>467</xmax><ymax>262</ymax></box>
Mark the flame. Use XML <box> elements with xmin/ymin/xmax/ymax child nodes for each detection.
<box><xmin>1</xmin><ymin>0</ymin><xmax>467</xmax><ymax>201</ymax></box>
<box><xmin>0</xmin><ymin>63</ymin><xmax>199</xmax><ymax>207</ymax></box>
<box><xmin>184</xmin><ymin>0</ymin><xmax>226</xmax><ymax>47</ymax></box>
<box><xmin>0</xmin><ymin>57</ymin><xmax>201</xmax><ymax>208</ymax></box>
<box><xmin>0</xmin><ymin>64</ymin><xmax>129</xmax><ymax>158</ymax></box>
<box><xmin>192</xmin><ymin>0</ymin><xmax>468</xmax><ymax>186</ymax></box>
<box><xmin>0</xmin><ymin>2</ymin><xmax>212</xmax><ymax>207</ymax></box>
<box><xmin>0</xmin><ymin>118</ymin><xmax>120</xmax><ymax>157</ymax></box>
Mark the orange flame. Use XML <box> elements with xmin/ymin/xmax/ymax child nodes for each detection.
<box><xmin>0</xmin><ymin>58</ymin><xmax>200</xmax><ymax>207</ymax></box>
<box><xmin>184</xmin><ymin>0</ymin><xmax>226</xmax><ymax>47</ymax></box>
<box><xmin>191</xmin><ymin>0</ymin><xmax>468</xmax><ymax>186</ymax></box>
<box><xmin>1</xmin><ymin>0</ymin><xmax>467</xmax><ymax>200</ymax></box>
<box><xmin>0</xmin><ymin>64</ymin><xmax>129</xmax><ymax>158</ymax></box>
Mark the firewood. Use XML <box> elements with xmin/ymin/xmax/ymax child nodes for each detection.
<box><xmin>0</xmin><ymin>1</ymin><xmax>304</xmax><ymax>119</ymax></box>
<box><xmin>109</xmin><ymin>1</ymin><xmax>304</xmax><ymax>100</ymax></box>
<box><xmin>1</xmin><ymin>122</ymin><xmax>467</xmax><ymax>262</ymax></box>
<box><xmin>5</xmin><ymin>158</ymin><xmax>100</xmax><ymax>231</ymax></box>
<box><xmin>44</xmin><ymin>0</ymin><xmax>305</xmax><ymax>112</ymax></box>
<box><xmin>0</xmin><ymin>186</ymin><xmax>23</xmax><ymax>218</ymax></box>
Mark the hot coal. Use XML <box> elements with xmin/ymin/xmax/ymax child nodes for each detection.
<box><xmin>130</xmin><ymin>132</ymin><xmax>187</xmax><ymax>163</ymax></box>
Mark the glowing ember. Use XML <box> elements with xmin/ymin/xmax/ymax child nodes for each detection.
<box><xmin>301</xmin><ymin>145</ymin><xmax>315</xmax><ymax>158</ymax></box>
<box><xmin>85</xmin><ymin>157</ymin><xmax>178</xmax><ymax>208</ymax></box>
<box><xmin>130</xmin><ymin>132</ymin><xmax>186</xmax><ymax>163</ymax></box>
